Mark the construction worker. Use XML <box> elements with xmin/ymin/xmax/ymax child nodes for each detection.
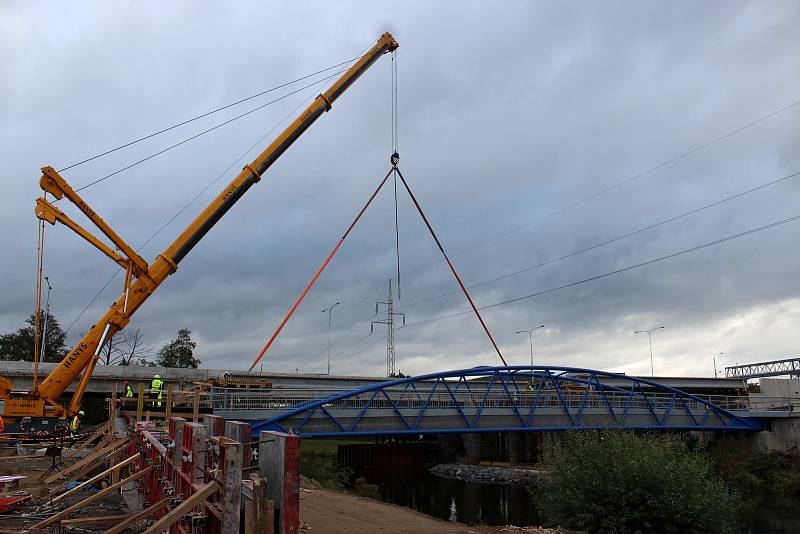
<box><xmin>150</xmin><ymin>374</ymin><xmax>163</xmax><ymax>408</ymax></box>
<box><xmin>0</xmin><ymin>413</ymin><xmax>4</xmax><ymax>433</ymax></box>
<box><xmin>70</xmin><ymin>410</ymin><xmax>84</xmax><ymax>442</ymax></box>
<box><xmin>123</xmin><ymin>380</ymin><xmax>134</xmax><ymax>399</ymax></box>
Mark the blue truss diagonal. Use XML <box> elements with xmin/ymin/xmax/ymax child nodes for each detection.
<box><xmin>349</xmin><ymin>391</ymin><xmax>379</xmax><ymax>433</ymax></box>
<box><xmin>295</xmin><ymin>406</ymin><xmax>318</xmax><ymax>433</ymax></box>
<box><xmin>590</xmin><ymin>374</ymin><xmax>621</xmax><ymax>425</ymax></box>
<box><xmin>497</xmin><ymin>371</ymin><xmax>525</xmax><ymax>427</ymax></box>
<box><xmin>319</xmin><ymin>405</ymin><xmax>346</xmax><ymax>433</ymax></box>
<box><xmin>633</xmin><ymin>380</ymin><xmax>660</xmax><ymax>425</ymax></box>
<box><xmin>526</xmin><ymin>374</ymin><xmax>546</xmax><ymax>427</ymax></box>
<box><xmin>550</xmin><ymin>372</ymin><xmax>574</xmax><ymax>426</ymax></box>
<box><xmin>661</xmin><ymin>393</ymin><xmax>676</xmax><ymax>426</ymax></box>
<box><xmin>382</xmin><ymin>389</ymin><xmax>412</xmax><ymax>430</ymax></box>
<box><xmin>441</xmin><ymin>379</ymin><xmax>472</xmax><ymax>428</ymax></box>
<box><xmin>413</xmin><ymin>380</ymin><xmax>439</xmax><ymax>430</ymax></box>
<box><xmin>473</xmin><ymin>371</ymin><xmax>497</xmax><ymax>427</ymax></box>
<box><xmin>575</xmin><ymin>380</ymin><xmax>592</xmax><ymax>424</ymax></box>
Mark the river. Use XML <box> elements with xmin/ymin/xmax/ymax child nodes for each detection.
<box><xmin>346</xmin><ymin>464</ymin><xmax>800</xmax><ymax>533</ymax></box>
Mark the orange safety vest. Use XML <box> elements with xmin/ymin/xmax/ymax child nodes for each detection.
<box><xmin>0</xmin><ymin>415</ymin><xmax>4</xmax><ymax>433</ymax></box>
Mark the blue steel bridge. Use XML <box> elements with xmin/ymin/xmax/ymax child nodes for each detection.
<box><xmin>207</xmin><ymin>366</ymin><xmax>787</xmax><ymax>437</ymax></box>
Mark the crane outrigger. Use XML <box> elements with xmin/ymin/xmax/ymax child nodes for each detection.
<box><xmin>1</xmin><ymin>32</ymin><xmax>399</xmax><ymax>421</ymax></box>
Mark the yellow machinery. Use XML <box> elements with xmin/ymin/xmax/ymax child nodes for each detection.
<box><xmin>1</xmin><ymin>33</ymin><xmax>399</xmax><ymax>419</ymax></box>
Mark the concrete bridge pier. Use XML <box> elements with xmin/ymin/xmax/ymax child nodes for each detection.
<box><xmin>748</xmin><ymin>418</ymin><xmax>800</xmax><ymax>452</ymax></box>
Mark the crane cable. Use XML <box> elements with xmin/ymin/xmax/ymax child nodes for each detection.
<box><xmin>394</xmin><ymin>167</ymin><xmax>507</xmax><ymax>366</ymax></box>
<box><xmin>57</xmin><ymin>53</ymin><xmax>370</xmax><ymax>173</ymax></box>
<box><xmin>63</xmin><ymin>76</ymin><xmax>334</xmax><ymax>336</ymax></box>
<box><xmin>391</xmin><ymin>51</ymin><xmax>402</xmax><ymax>298</ymax></box>
<box><xmin>249</xmin><ymin>168</ymin><xmax>396</xmax><ymax>371</ymax></box>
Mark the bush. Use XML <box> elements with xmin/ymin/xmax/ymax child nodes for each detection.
<box><xmin>539</xmin><ymin>431</ymin><xmax>739</xmax><ymax>534</ymax></box>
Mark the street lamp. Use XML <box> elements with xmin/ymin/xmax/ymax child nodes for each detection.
<box><xmin>516</xmin><ymin>325</ymin><xmax>545</xmax><ymax>369</ymax></box>
<box><xmin>634</xmin><ymin>326</ymin><xmax>664</xmax><ymax>377</ymax></box>
<box><xmin>322</xmin><ymin>302</ymin><xmax>340</xmax><ymax>375</ymax></box>
<box><xmin>713</xmin><ymin>352</ymin><xmax>724</xmax><ymax>378</ymax></box>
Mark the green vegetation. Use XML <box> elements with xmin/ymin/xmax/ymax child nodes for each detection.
<box><xmin>713</xmin><ymin>438</ymin><xmax>800</xmax><ymax>510</ymax></box>
<box><xmin>0</xmin><ymin>313</ymin><xmax>67</xmax><ymax>362</ymax></box>
<box><xmin>155</xmin><ymin>328</ymin><xmax>200</xmax><ymax>368</ymax></box>
<box><xmin>539</xmin><ymin>431</ymin><xmax>739</xmax><ymax>534</ymax></box>
<box><xmin>300</xmin><ymin>439</ymin><xmax>351</xmax><ymax>489</ymax></box>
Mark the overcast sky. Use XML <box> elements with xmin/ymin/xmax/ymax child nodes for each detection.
<box><xmin>2</xmin><ymin>1</ymin><xmax>799</xmax><ymax>380</ymax></box>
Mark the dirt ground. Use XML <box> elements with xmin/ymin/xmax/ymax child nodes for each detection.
<box><xmin>0</xmin><ymin>455</ymin><xmax>130</xmax><ymax>532</ymax></box>
<box><xmin>299</xmin><ymin>488</ymin><xmax>576</xmax><ymax>534</ymax></box>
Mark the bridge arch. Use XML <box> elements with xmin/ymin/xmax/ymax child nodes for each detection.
<box><xmin>249</xmin><ymin>366</ymin><xmax>762</xmax><ymax>437</ymax></box>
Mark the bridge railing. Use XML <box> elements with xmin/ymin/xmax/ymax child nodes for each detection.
<box><xmin>208</xmin><ymin>387</ymin><xmax>793</xmax><ymax>414</ymax></box>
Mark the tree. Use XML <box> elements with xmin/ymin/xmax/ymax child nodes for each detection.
<box><xmin>155</xmin><ymin>328</ymin><xmax>200</xmax><ymax>368</ymax></box>
<box><xmin>539</xmin><ymin>431</ymin><xmax>739</xmax><ymax>534</ymax></box>
<box><xmin>101</xmin><ymin>327</ymin><xmax>153</xmax><ymax>366</ymax></box>
<box><xmin>0</xmin><ymin>313</ymin><xmax>67</xmax><ymax>362</ymax></box>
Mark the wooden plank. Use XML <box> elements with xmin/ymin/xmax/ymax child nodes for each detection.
<box><xmin>101</xmin><ymin>497</ymin><xmax>171</xmax><ymax>534</ymax></box>
<box><xmin>42</xmin><ymin>437</ymin><xmax>126</xmax><ymax>484</ymax></box>
<box><xmin>32</xmin><ymin>466</ymin><xmax>152</xmax><ymax>530</ymax></box>
<box><xmin>222</xmin><ymin>442</ymin><xmax>243</xmax><ymax>534</ymax></box>
<box><xmin>52</xmin><ymin>453</ymin><xmax>139</xmax><ymax>503</ymax></box>
<box><xmin>245</xmin><ymin>501</ymin><xmax>256</xmax><ymax>534</ymax></box>
<box><xmin>165</xmin><ymin>383</ymin><xmax>174</xmax><ymax>421</ymax></box>
<box><xmin>142</xmin><ymin>481</ymin><xmax>219</xmax><ymax>534</ymax></box>
<box><xmin>192</xmin><ymin>389</ymin><xmax>200</xmax><ymax>422</ymax></box>
<box><xmin>136</xmin><ymin>383</ymin><xmax>145</xmax><ymax>421</ymax></box>
<box><xmin>65</xmin><ymin>422</ymin><xmax>108</xmax><ymax>459</ymax></box>
<box><xmin>252</xmin><ymin>476</ymin><xmax>273</xmax><ymax>534</ymax></box>
<box><xmin>0</xmin><ymin>455</ymin><xmax>39</xmax><ymax>462</ymax></box>
<box><xmin>61</xmin><ymin>514</ymin><xmax>130</xmax><ymax>525</ymax></box>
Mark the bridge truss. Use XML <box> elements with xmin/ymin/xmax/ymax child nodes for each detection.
<box><xmin>249</xmin><ymin>366</ymin><xmax>763</xmax><ymax>437</ymax></box>
<box><xmin>725</xmin><ymin>357</ymin><xmax>800</xmax><ymax>379</ymax></box>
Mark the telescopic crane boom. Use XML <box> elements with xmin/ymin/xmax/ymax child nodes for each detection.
<box><xmin>1</xmin><ymin>32</ymin><xmax>399</xmax><ymax>418</ymax></box>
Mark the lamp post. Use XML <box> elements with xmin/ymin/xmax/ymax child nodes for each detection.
<box><xmin>322</xmin><ymin>302</ymin><xmax>340</xmax><ymax>375</ymax></box>
<box><xmin>713</xmin><ymin>352</ymin><xmax>724</xmax><ymax>378</ymax></box>
<box><xmin>516</xmin><ymin>325</ymin><xmax>545</xmax><ymax>369</ymax></box>
<box><xmin>634</xmin><ymin>326</ymin><xmax>664</xmax><ymax>377</ymax></box>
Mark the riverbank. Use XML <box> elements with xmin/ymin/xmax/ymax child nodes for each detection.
<box><xmin>430</xmin><ymin>463</ymin><xmax>547</xmax><ymax>487</ymax></box>
<box><xmin>299</xmin><ymin>487</ymin><xmax>579</xmax><ymax>534</ymax></box>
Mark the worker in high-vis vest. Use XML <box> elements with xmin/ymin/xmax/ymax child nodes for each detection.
<box><xmin>123</xmin><ymin>380</ymin><xmax>134</xmax><ymax>399</ymax></box>
<box><xmin>150</xmin><ymin>374</ymin><xmax>163</xmax><ymax>407</ymax></box>
<box><xmin>70</xmin><ymin>410</ymin><xmax>84</xmax><ymax>441</ymax></box>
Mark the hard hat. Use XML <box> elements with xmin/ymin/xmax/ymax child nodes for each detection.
<box><xmin>123</xmin><ymin>380</ymin><xmax>129</xmax><ymax>384</ymax></box>
<box><xmin>154</xmin><ymin>374</ymin><xmax>161</xmax><ymax>379</ymax></box>
<box><xmin>78</xmin><ymin>410</ymin><xmax>85</xmax><ymax>416</ymax></box>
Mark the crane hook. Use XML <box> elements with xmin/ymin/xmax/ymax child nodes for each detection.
<box><xmin>391</xmin><ymin>152</ymin><xmax>400</xmax><ymax>166</ymax></box>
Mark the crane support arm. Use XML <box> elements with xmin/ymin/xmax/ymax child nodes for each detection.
<box><xmin>40</xmin><ymin>166</ymin><xmax>149</xmax><ymax>275</ymax></box>
<box><xmin>7</xmin><ymin>32</ymin><xmax>399</xmax><ymax>416</ymax></box>
<box><xmin>35</xmin><ymin>197</ymin><xmax>132</xmax><ymax>272</ymax></box>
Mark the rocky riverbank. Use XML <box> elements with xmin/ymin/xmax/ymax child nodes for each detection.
<box><xmin>429</xmin><ymin>463</ymin><xmax>547</xmax><ymax>487</ymax></box>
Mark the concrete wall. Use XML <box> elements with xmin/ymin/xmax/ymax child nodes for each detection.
<box><xmin>759</xmin><ymin>378</ymin><xmax>800</xmax><ymax>397</ymax></box>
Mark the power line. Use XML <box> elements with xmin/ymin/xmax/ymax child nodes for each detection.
<box><xmin>73</xmin><ymin>68</ymin><xmax>349</xmax><ymax>193</ymax></box>
<box><xmin>308</xmin><ymin>97</ymin><xmax>800</xmax><ymax>334</ymax></box>
<box><xmin>57</xmin><ymin>54</ymin><xmax>366</xmax><ymax>172</ymax></box>
<box><xmin>398</xmin><ymin>169</ymin><xmax>800</xmax><ymax>311</ymax></box>
<box><xmin>64</xmin><ymin>78</ymin><xmax>331</xmax><ymax>336</ymax></box>
<box><xmin>403</xmin><ymin>212</ymin><xmax>800</xmax><ymax>329</ymax></box>
<box><xmin>402</xmin><ymin>98</ymin><xmax>800</xmax><ymax>276</ymax></box>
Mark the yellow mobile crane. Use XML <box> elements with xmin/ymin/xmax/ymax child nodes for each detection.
<box><xmin>1</xmin><ymin>33</ymin><xmax>398</xmax><ymax>420</ymax></box>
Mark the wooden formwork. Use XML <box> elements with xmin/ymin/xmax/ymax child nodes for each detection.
<box><xmin>121</xmin><ymin>417</ymin><xmax>296</xmax><ymax>534</ymax></box>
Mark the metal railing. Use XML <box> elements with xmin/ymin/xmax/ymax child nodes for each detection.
<box><xmin>209</xmin><ymin>387</ymin><xmax>794</xmax><ymax>415</ymax></box>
